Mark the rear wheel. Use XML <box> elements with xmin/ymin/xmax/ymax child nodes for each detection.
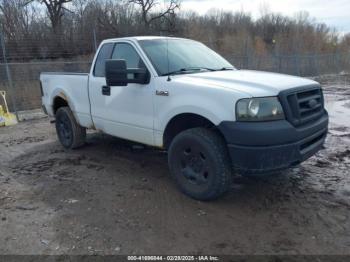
<box><xmin>168</xmin><ymin>128</ymin><xmax>233</xmax><ymax>201</ymax></box>
<box><xmin>55</xmin><ymin>107</ymin><xmax>86</xmax><ymax>149</ymax></box>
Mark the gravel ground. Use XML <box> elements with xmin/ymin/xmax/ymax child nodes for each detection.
<box><xmin>0</xmin><ymin>75</ymin><xmax>349</xmax><ymax>255</ymax></box>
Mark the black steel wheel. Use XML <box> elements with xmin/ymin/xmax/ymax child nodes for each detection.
<box><xmin>55</xmin><ymin>107</ymin><xmax>86</xmax><ymax>149</ymax></box>
<box><xmin>168</xmin><ymin>128</ymin><xmax>233</xmax><ymax>200</ymax></box>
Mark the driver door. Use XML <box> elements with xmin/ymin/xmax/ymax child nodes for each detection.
<box><xmin>89</xmin><ymin>42</ymin><xmax>155</xmax><ymax>145</ymax></box>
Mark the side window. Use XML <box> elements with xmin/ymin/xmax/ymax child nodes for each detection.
<box><xmin>112</xmin><ymin>43</ymin><xmax>146</xmax><ymax>69</ymax></box>
<box><xmin>94</xmin><ymin>43</ymin><xmax>114</xmax><ymax>77</ymax></box>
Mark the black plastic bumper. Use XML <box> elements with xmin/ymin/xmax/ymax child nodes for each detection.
<box><xmin>218</xmin><ymin>111</ymin><xmax>329</xmax><ymax>174</ymax></box>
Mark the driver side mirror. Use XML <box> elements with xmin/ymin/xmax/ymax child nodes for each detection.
<box><xmin>105</xmin><ymin>59</ymin><xmax>150</xmax><ymax>86</ymax></box>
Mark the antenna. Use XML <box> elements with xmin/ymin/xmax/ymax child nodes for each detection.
<box><xmin>166</xmin><ymin>37</ymin><xmax>171</xmax><ymax>81</ymax></box>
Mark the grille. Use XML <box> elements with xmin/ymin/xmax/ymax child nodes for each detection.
<box><xmin>279</xmin><ymin>85</ymin><xmax>325</xmax><ymax>127</ymax></box>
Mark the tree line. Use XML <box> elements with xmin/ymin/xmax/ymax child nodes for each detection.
<box><xmin>0</xmin><ymin>0</ymin><xmax>349</xmax><ymax>61</ymax></box>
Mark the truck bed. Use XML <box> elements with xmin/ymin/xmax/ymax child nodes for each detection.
<box><xmin>40</xmin><ymin>72</ymin><xmax>93</xmax><ymax>128</ymax></box>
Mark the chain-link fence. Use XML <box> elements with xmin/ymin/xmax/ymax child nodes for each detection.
<box><xmin>0</xmin><ymin>61</ymin><xmax>91</xmax><ymax>111</ymax></box>
<box><xmin>1</xmin><ymin>33</ymin><xmax>350</xmax><ymax>115</ymax></box>
<box><xmin>227</xmin><ymin>52</ymin><xmax>350</xmax><ymax>76</ymax></box>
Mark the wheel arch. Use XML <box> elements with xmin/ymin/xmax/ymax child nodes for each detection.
<box><xmin>53</xmin><ymin>95</ymin><xmax>69</xmax><ymax>115</ymax></box>
<box><xmin>163</xmin><ymin>113</ymin><xmax>224</xmax><ymax>149</ymax></box>
<box><xmin>51</xmin><ymin>90</ymin><xmax>75</xmax><ymax>115</ymax></box>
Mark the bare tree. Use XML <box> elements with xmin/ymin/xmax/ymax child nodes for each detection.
<box><xmin>0</xmin><ymin>0</ymin><xmax>32</xmax><ymax>38</ymax></box>
<box><xmin>1</xmin><ymin>0</ymin><xmax>349</xmax><ymax>61</ymax></box>
<box><xmin>25</xmin><ymin>0</ymin><xmax>74</xmax><ymax>33</ymax></box>
<box><xmin>129</xmin><ymin>0</ymin><xmax>180</xmax><ymax>30</ymax></box>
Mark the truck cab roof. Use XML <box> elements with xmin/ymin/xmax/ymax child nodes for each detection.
<box><xmin>101</xmin><ymin>36</ymin><xmax>189</xmax><ymax>44</ymax></box>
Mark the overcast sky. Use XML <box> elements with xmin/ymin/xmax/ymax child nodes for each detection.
<box><xmin>180</xmin><ymin>0</ymin><xmax>350</xmax><ymax>34</ymax></box>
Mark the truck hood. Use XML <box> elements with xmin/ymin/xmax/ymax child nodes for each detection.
<box><xmin>174</xmin><ymin>70</ymin><xmax>319</xmax><ymax>97</ymax></box>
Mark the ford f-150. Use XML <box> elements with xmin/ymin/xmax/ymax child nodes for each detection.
<box><xmin>41</xmin><ymin>36</ymin><xmax>329</xmax><ymax>200</ymax></box>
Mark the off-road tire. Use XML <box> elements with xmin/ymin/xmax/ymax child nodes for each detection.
<box><xmin>168</xmin><ymin>127</ymin><xmax>233</xmax><ymax>201</ymax></box>
<box><xmin>55</xmin><ymin>107</ymin><xmax>86</xmax><ymax>149</ymax></box>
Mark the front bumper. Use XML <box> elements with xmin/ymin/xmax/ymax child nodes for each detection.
<box><xmin>218</xmin><ymin>111</ymin><xmax>328</xmax><ymax>174</ymax></box>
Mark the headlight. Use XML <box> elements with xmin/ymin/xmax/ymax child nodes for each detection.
<box><xmin>236</xmin><ymin>97</ymin><xmax>285</xmax><ymax>121</ymax></box>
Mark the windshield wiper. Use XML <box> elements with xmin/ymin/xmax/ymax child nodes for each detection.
<box><xmin>162</xmin><ymin>67</ymin><xmax>216</xmax><ymax>76</ymax></box>
<box><xmin>217</xmin><ymin>67</ymin><xmax>235</xmax><ymax>71</ymax></box>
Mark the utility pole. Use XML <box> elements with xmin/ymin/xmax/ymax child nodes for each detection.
<box><xmin>0</xmin><ymin>25</ymin><xmax>19</xmax><ymax>121</ymax></box>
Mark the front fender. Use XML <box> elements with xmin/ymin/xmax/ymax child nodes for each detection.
<box><xmin>158</xmin><ymin>105</ymin><xmax>224</xmax><ymax>133</ymax></box>
<box><xmin>155</xmin><ymin>87</ymin><xmax>243</xmax><ymax>132</ymax></box>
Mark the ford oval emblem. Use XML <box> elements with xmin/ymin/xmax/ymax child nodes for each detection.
<box><xmin>308</xmin><ymin>99</ymin><xmax>318</xmax><ymax>109</ymax></box>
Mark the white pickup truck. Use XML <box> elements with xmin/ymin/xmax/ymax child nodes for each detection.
<box><xmin>41</xmin><ymin>36</ymin><xmax>328</xmax><ymax>200</ymax></box>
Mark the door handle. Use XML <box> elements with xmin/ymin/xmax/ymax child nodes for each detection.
<box><xmin>156</xmin><ymin>90</ymin><xmax>169</xmax><ymax>96</ymax></box>
<box><xmin>102</xmin><ymin>85</ymin><xmax>111</xmax><ymax>96</ymax></box>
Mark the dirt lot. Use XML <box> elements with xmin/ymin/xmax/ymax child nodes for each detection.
<box><xmin>0</xmin><ymin>75</ymin><xmax>350</xmax><ymax>255</ymax></box>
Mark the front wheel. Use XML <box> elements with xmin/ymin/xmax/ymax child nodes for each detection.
<box><xmin>55</xmin><ymin>107</ymin><xmax>86</xmax><ymax>149</ymax></box>
<box><xmin>168</xmin><ymin>128</ymin><xmax>233</xmax><ymax>201</ymax></box>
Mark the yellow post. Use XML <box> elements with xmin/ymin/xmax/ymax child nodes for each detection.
<box><xmin>0</xmin><ymin>105</ymin><xmax>5</xmax><ymax>127</ymax></box>
<box><xmin>0</xmin><ymin>91</ymin><xmax>17</xmax><ymax>126</ymax></box>
<box><xmin>0</xmin><ymin>91</ymin><xmax>9</xmax><ymax>113</ymax></box>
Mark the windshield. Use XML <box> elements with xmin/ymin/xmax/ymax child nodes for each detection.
<box><xmin>138</xmin><ymin>39</ymin><xmax>235</xmax><ymax>76</ymax></box>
